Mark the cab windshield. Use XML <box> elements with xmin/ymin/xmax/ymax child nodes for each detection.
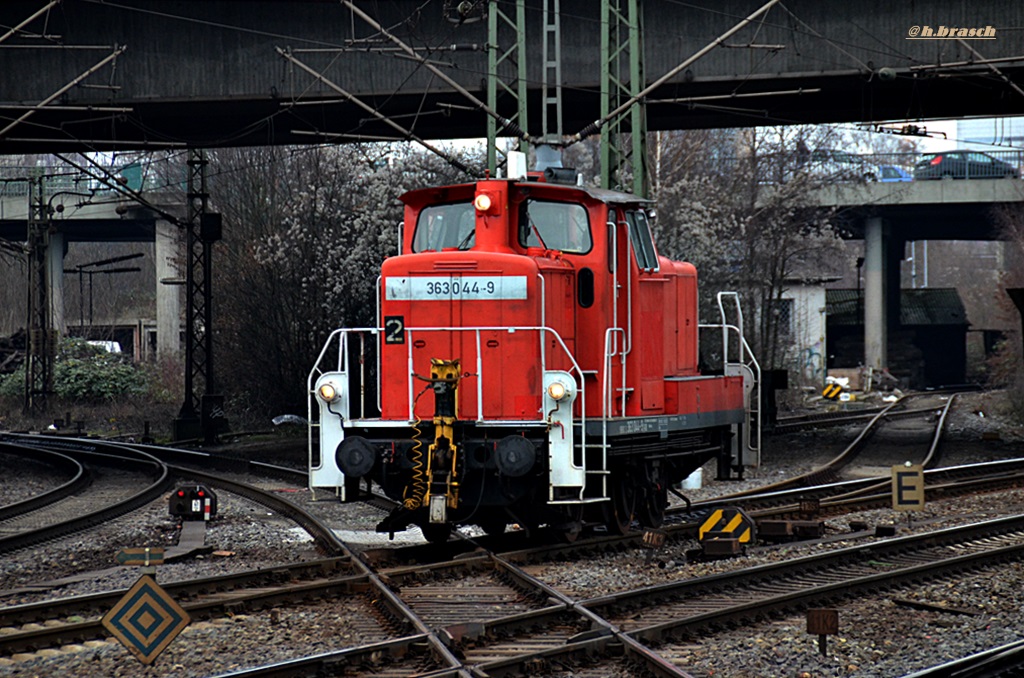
<box><xmin>519</xmin><ymin>200</ymin><xmax>592</xmax><ymax>254</ymax></box>
<box><xmin>412</xmin><ymin>202</ymin><xmax>475</xmax><ymax>252</ymax></box>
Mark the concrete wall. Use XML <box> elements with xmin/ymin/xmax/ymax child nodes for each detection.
<box><xmin>781</xmin><ymin>283</ymin><xmax>828</xmax><ymax>388</ymax></box>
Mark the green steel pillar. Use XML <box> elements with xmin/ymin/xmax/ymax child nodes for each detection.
<box><xmin>487</xmin><ymin>0</ymin><xmax>528</xmax><ymax>173</ymax></box>
<box><xmin>601</xmin><ymin>0</ymin><xmax>648</xmax><ymax>197</ymax></box>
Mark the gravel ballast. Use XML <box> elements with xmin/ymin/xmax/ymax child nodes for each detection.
<box><xmin>0</xmin><ymin>390</ymin><xmax>1021</xmax><ymax>676</ymax></box>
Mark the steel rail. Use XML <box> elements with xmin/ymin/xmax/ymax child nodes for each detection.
<box><xmin>627</xmin><ymin>538</ymin><xmax>1024</xmax><ymax>646</ymax></box>
<box><xmin>354</xmin><ymin>512</ymin><xmax>1024</xmax><ymax>675</ymax></box>
<box><xmin>206</xmin><ymin>634</ymin><xmax>461</xmax><ymax>678</ymax></box>
<box><xmin>353</xmin><ymin>514</ymin><xmax>1024</xmax><ymax>676</ymax></box>
<box><xmin>368</xmin><ymin>551</ymin><xmax>692</xmax><ymax>676</ymax></box>
<box><xmin>0</xmin><ymin>441</ymin><xmax>170</xmax><ymax>556</ymax></box>
<box><xmin>772</xmin><ymin>404</ymin><xmax>929</xmax><ymax>433</ymax></box>
<box><xmin>0</xmin><ymin>441</ymin><xmax>88</xmax><ymax>520</ymax></box>
<box><xmin>903</xmin><ymin>638</ymin><xmax>1024</xmax><ymax>677</ymax></box>
<box><xmin>0</xmin><ymin>557</ymin><xmax>354</xmax><ymax>625</ymax></box>
<box><xmin>694</xmin><ymin>391</ymin><xmax>954</xmax><ymax>502</ymax></box>
<box><xmin>577</xmin><ymin>514</ymin><xmax>1024</xmax><ymax>639</ymax></box>
<box><xmin>0</xmin><ymin>435</ymin><xmax>469</xmax><ymax>675</ymax></box>
<box><xmin>0</xmin><ymin>571</ymin><xmax>370</xmax><ymax>656</ymax></box>
<box><xmin>679</xmin><ymin>456</ymin><xmax>1024</xmax><ymax>519</ymax></box>
<box><xmin>144</xmin><ymin>446</ymin><xmax>470</xmax><ymax>675</ymax></box>
<box><xmin>366</xmin><ymin>457</ymin><xmax>1024</xmax><ymax>572</ymax></box>
<box><xmin>162</xmin><ymin>464</ymin><xmax>348</xmax><ymax>557</ymax></box>
<box><xmin>485</xmin><ymin>555</ymin><xmax>694</xmax><ymax>677</ymax></box>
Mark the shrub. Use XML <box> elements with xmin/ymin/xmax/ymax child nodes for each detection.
<box><xmin>0</xmin><ymin>338</ymin><xmax>149</xmax><ymax>402</ymax></box>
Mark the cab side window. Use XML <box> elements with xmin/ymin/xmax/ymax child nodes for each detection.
<box><xmin>412</xmin><ymin>202</ymin><xmax>475</xmax><ymax>252</ymax></box>
<box><xmin>625</xmin><ymin>210</ymin><xmax>659</xmax><ymax>271</ymax></box>
<box><xmin>519</xmin><ymin>200</ymin><xmax>592</xmax><ymax>254</ymax></box>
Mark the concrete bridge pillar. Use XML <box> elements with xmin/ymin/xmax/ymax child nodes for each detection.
<box><xmin>47</xmin><ymin>231</ymin><xmax>65</xmax><ymax>336</ymax></box>
<box><xmin>863</xmin><ymin>217</ymin><xmax>887</xmax><ymax>373</ymax></box>
<box><xmin>155</xmin><ymin>219</ymin><xmax>181</xmax><ymax>360</ymax></box>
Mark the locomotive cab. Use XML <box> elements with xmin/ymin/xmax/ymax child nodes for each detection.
<box><xmin>309</xmin><ymin>169</ymin><xmax>758</xmax><ymax>542</ymax></box>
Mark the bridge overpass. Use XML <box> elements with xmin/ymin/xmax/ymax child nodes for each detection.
<box><xmin>1</xmin><ymin>1</ymin><xmax>1023</xmax><ymax>152</ymax></box>
<box><xmin>0</xmin><ymin>184</ymin><xmax>182</xmax><ymax>364</ymax></box>
<box><xmin>811</xmin><ymin>175</ymin><xmax>1024</xmax><ymax>376</ymax></box>
<box><xmin>822</xmin><ymin>177</ymin><xmax>1024</xmax><ymax>240</ymax></box>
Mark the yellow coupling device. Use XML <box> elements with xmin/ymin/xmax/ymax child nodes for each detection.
<box><xmin>415</xmin><ymin>358</ymin><xmax>464</xmax><ymax>518</ymax></box>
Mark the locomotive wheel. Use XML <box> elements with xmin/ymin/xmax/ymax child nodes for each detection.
<box><xmin>637</xmin><ymin>484</ymin><xmax>668</xmax><ymax>528</ymax></box>
<box><xmin>559</xmin><ymin>520</ymin><xmax>583</xmax><ymax>543</ymax></box>
<box><xmin>603</xmin><ymin>475</ymin><xmax>636</xmax><ymax>535</ymax></box>
<box><xmin>421</xmin><ymin>523</ymin><xmax>453</xmax><ymax>544</ymax></box>
<box><xmin>556</xmin><ymin>507</ymin><xmax>584</xmax><ymax>543</ymax></box>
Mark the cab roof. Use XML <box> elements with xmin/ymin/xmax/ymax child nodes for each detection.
<box><xmin>400</xmin><ymin>178</ymin><xmax>653</xmax><ymax>207</ymax></box>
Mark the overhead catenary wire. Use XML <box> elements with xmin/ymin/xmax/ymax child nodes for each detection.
<box><xmin>0</xmin><ymin>1</ymin><xmax>60</xmax><ymax>46</ymax></box>
<box><xmin>53</xmin><ymin>152</ymin><xmax>187</xmax><ymax>227</ymax></box>
<box><xmin>276</xmin><ymin>47</ymin><xmax>480</xmax><ymax>178</ymax></box>
<box><xmin>0</xmin><ymin>45</ymin><xmax>126</xmax><ymax>141</ymax></box>
<box><xmin>340</xmin><ymin>0</ymin><xmax>534</xmax><ymax>146</ymax></box>
<box><xmin>566</xmin><ymin>0</ymin><xmax>782</xmax><ymax>146</ymax></box>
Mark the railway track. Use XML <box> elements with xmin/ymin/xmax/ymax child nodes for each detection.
<box><xmin>0</xmin><ymin>442</ymin><xmax>88</xmax><ymax>520</ymax></box>
<box><xmin>0</xmin><ymin>558</ymin><xmax>365</xmax><ymax>655</ymax></box>
<box><xmin>0</xmin><ymin>439</ymin><xmax>170</xmax><ymax>555</ymax></box>
<box><xmin>0</xmin><ymin>434</ymin><xmax>468</xmax><ymax>675</ymax></box>
<box><xmin>1</xmin><ymin>393</ymin><xmax>1020</xmax><ymax>676</ymax></box>
<box><xmin>202</xmin><ymin>509</ymin><xmax>1024</xmax><ymax>677</ymax></box>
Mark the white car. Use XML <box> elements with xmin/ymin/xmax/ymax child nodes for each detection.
<box><xmin>800</xmin><ymin>149</ymin><xmax>881</xmax><ymax>182</ymax></box>
<box><xmin>798</xmin><ymin>150</ymin><xmax>880</xmax><ymax>183</ymax></box>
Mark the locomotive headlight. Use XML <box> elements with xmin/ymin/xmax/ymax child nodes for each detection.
<box><xmin>318</xmin><ymin>382</ymin><xmax>339</xmax><ymax>402</ymax></box>
<box><xmin>547</xmin><ymin>381</ymin><xmax>568</xmax><ymax>401</ymax></box>
<box><xmin>474</xmin><ymin>193</ymin><xmax>493</xmax><ymax>212</ymax></box>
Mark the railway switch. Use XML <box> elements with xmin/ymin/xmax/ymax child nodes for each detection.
<box><xmin>169</xmin><ymin>485</ymin><xmax>218</xmax><ymax>520</ymax></box>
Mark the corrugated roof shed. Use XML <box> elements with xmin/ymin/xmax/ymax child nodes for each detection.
<box><xmin>827</xmin><ymin>289</ymin><xmax>969</xmax><ymax>326</ymax></box>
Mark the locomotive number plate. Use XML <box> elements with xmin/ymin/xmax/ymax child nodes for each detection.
<box><xmin>384</xmin><ymin>316</ymin><xmax>405</xmax><ymax>344</ymax></box>
<box><xmin>385</xmin><ymin>276</ymin><xmax>527</xmax><ymax>301</ymax></box>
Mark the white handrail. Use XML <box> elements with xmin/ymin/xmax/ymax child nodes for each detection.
<box><xmin>314</xmin><ymin>325</ymin><xmax>586</xmax><ymax>428</ymax></box>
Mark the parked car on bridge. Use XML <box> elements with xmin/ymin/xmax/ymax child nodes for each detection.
<box><xmin>913</xmin><ymin>151</ymin><xmax>1019</xmax><ymax>180</ymax></box>
<box><xmin>803</xmin><ymin>149</ymin><xmax>883</xmax><ymax>182</ymax></box>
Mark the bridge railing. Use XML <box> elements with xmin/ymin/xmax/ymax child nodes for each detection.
<box><xmin>749</xmin><ymin>149</ymin><xmax>1024</xmax><ymax>184</ymax></box>
<box><xmin>0</xmin><ymin>161</ymin><xmax>160</xmax><ymax>200</ymax></box>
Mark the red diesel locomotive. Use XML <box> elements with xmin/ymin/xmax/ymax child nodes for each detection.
<box><xmin>309</xmin><ymin>163</ymin><xmax>759</xmax><ymax>542</ymax></box>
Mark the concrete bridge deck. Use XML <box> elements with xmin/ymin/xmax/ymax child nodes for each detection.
<box><xmin>1</xmin><ymin>1</ymin><xmax>1023</xmax><ymax>152</ymax></box>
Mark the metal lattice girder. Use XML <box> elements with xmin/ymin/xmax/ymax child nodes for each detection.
<box><xmin>487</xmin><ymin>0</ymin><xmax>528</xmax><ymax>173</ymax></box>
<box><xmin>24</xmin><ymin>177</ymin><xmax>53</xmax><ymax>415</ymax></box>
<box><xmin>540</xmin><ymin>0</ymin><xmax>562</xmax><ymax>143</ymax></box>
<box><xmin>180</xmin><ymin>149</ymin><xmax>213</xmax><ymax>419</ymax></box>
<box><xmin>601</xmin><ymin>0</ymin><xmax>648</xmax><ymax>197</ymax></box>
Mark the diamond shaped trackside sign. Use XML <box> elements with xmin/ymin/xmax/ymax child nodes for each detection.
<box><xmin>101</xmin><ymin>574</ymin><xmax>190</xmax><ymax>665</ymax></box>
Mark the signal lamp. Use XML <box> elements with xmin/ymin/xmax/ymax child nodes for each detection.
<box><xmin>474</xmin><ymin>193</ymin><xmax>493</xmax><ymax>212</ymax></box>
<box><xmin>318</xmin><ymin>382</ymin><xmax>338</xmax><ymax>402</ymax></box>
<box><xmin>547</xmin><ymin>381</ymin><xmax>568</xmax><ymax>401</ymax></box>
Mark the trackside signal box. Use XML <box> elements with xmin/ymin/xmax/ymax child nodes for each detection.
<box><xmin>169</xmin><ymin>485</ymin><xmax>218</xmax><ymax>520</ymax></box>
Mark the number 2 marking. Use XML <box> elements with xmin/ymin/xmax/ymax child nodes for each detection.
<box><xmin>384</xmin><ymin>316</ymin><xmax>405</xmax><ymax>344</ymax></box>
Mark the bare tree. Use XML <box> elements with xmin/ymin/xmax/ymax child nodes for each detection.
<box><xmin>208</xmin><ymin>144</ymin><xmax>476</xmax><ymax>419</ymax></box>
<box><xmin>649</xmin><ymin>127</ymin><xmax>851</xmax><ymax>375</ymax></box>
